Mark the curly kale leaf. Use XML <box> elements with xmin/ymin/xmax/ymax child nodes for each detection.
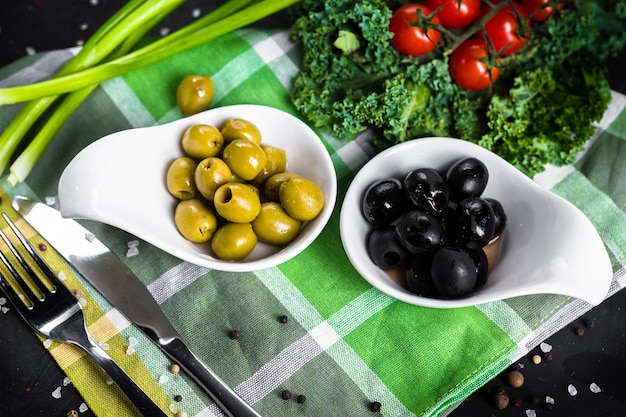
<box><xmin>289</xmin><ymin>0</ymin><xmax>623</xmax><ymax>177</ymax></box>
<box><xmin>479</xmin><ymin>64</ymin><xmax>612</xmax><ymax>177</ymax></box>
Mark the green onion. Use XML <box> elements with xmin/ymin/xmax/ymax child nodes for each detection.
<box><xmin>1</xmin><ymin>0</ymin><xmax>300</xmax><ymax>184</ymax></box>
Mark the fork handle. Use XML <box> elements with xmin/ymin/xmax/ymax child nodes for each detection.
<box><xmin>74</xmin><ymin>335</ymin><xmax>168</xmax><ymax>417</ymax></box>
<box><xmin>160</xmin><ymin>337</ymin><xmax>261</xmax><ymax>417</ymax></box>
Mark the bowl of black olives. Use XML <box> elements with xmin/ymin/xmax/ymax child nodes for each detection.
<box><xmin>340</xmin><ymin>137</ymin><xmax>612</xmax><ymax>308</ymax></box>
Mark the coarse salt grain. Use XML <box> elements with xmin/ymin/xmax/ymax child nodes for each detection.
<box><xmin>192</xmin><ymin>8</ymin><xmax>201</xmax><ymax>18</ymax></box>
<box><xmin>26</xmin><ymin>46</ymin><xmax>36</xmax><ymax>56</ymax></box>
<box><xmin>1</xmin><ymin>306</ymin><xmax>8</xmax><ymax>314</ymax></box>
<box><xmin>590</xmin><ymin>382</ymin><xmax>601</xmax><ymax>393</ymax></box>
<box><xmin>98</xmin><ymin>341</ymin><xmax>109</xmax><ymax>351</ymax></box>
<box><xmin>85</xmin><ymin>233</ymin><xmax>95</xmax><ymax>242</ymax></box>
<box><xmin>89</xmin><ymin>0</ymin><xmax>99</xmax><ymax>5</ymax></box>
<box><xmin>0</xmin><ymin>297</ymin><xmax>6</xmax><ymax>305</ymax></box>
<box><xmin>567</xmin><ymin>384</ymin><xmax>578</xmax><ymax>396</ymax></box>
<box><xmin>79</xmin><ymin>22</ymin><xmax>88</xmax><ymax>30</ymax></box>
<box><xmin>43</xmin><ymin>339</ymin><xmax>53</xmax><ymax>348</ymax></box>
<box><xmin>63</xmin><ymin>377</ymin><xmax>71</xmax><ymax>386</ymax></box>
<box><xmin>545</xmin><ymin>395</ymin><xmax>554</xmax><ymax>405</ymax></box>
<box><xmin>539</xmin><ymin>342</ymin><xmax>552</xmax><ymax>353</ymax></box>
<box><xmin>159</xmin><ymin>27</ymin><xmax>170</xmax><ymax>36</ymax></box>
<box><xmin>78</xmin><ymin>298</ymin><xmax>87</xmax><ymax>307</ymax></box>
<box><xmin>58</xmin><ymin>271</ymin><xmax>67</xmax><ymax>281</ymax></box>
<box><xmin>126</xmin><ymin>240</ymin><xmax>140</xmax><ymax>257</ymax></box>
<box><xmin>159</xmin><ymin>375</ymin><xmax>168</xmax><ymax>384</ymax></box>
<box><xmin>45</xmin><ymin>196</ymin><xmax>58</xmax><ymax>207</ymax></box>
<box><xmin>126</xmin><ymin>336</ymin><xmax>138</xmax><ymax>355</ymax></box>
<box><xmin>526</xmin><ymin>410</ymin><xmax>536</xmax><ymax>417</ymax></box>
<box><xmin>79</xmin><ymin>403</ymin><xmax>88</xmax><ymax>412</ymax></box>
<box><xmin>52</xmin><ymin>386</ymin><xmax>62</xmax><ymax>399</ymax></box>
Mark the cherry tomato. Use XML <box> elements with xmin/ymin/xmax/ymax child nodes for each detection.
<box><xmin>449</xmin><ymin>39</ymin><xmax>501</xmax><ymax>91</ymax></box>
<box><xmin>520</xmin><ymin>0</ymin><xmax>561</xmax><ymax>22</ymax></box>
<box><xmin>477</xmin><ymin>1</ymin><xmax>530</xmax><ymax>56</ymax></box>
<box><xmin>425</xmin><ymin>0</ymin><xmax>481</xmax><ymax>29</ymax></box>
<box><xmin>389</xmin><ymin>4</ymin><xmax>441</xmax><ymax>56</ymax></box>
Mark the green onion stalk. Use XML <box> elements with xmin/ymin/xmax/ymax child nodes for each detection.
<box><xmin>0</xmin><ymin>0</ymin><xmax>301</xmax><ymax>184</ymax></box>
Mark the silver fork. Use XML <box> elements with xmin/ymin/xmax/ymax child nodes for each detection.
<box><xmin>0</xmin><ymin>213</ymin><xmax>167</xmax><ymax>417</ymax></box>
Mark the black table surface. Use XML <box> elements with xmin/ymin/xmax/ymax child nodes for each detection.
<box><xmin>1</xmin><ymin>2</ymin><xmax>626</xmax><ymax>416</ymax></box>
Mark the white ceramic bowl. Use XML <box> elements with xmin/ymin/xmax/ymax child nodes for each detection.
<box><xmin>340</xmin><ymin>137</ymin><xmax>612</xmax><ymax>308</ymax></box>
<box><xmin>58</xmin><ymin>104</ymin><xmax>337</xmax><ymax>272</ymax></box>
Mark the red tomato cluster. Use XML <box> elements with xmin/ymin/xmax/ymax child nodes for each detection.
<box><xmin>388</xmin><ymin>0</ymin><xmax>560</xmax><ymax>91</ymax></box>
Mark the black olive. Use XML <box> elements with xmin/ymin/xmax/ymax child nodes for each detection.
<box><xmin>454</xmin><ymin>197</ymin><xmax>496</xmax><ymax>249</ymax></box>
<box><xmin>395</xmin><ymin>209</ymin><xmax>446</xmax><ymax>256</ymax></box>
<box><xmin>467</xmin><ymin>247</ymin><xmax>489</xmax><ymax>289</ymax></box>
<box><xmin>362</xmin><ymin>178</ymin><xmax>406</xmax><ymax>225</ymax></box>
<box><xmin>405</xmin><ymin>256</ymin><xmax>438</xmax><ymax>297</ymax></box>
<box><xmin>431</xmin><ymin>247</ymin><xmax>477</xmax><ymax>298</ymax></box>
<box><xmin>485</xmin><ymin>197</ymin><xmax>507</xmax><ymax>236</ymax></box>
<box><xmin>367</xmin><ymin>227</ymin><xmax>409</xmax><ymax>269</ymax></box>
<box><xmin>446</xmin><ymin>157</ymin><xmax>489</xmax><ymax>203</ymax></box>
<box><xmin>403</xmin><ymin>168</ymin><xmax>448</xmax><ymax>214</ymax></box>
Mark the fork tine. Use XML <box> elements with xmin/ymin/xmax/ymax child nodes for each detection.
<box><xmin>0</xmin><ymin>228</ymin><xmax>43</xmax><ymax>305</ymax></box>
<box><xmin>1</xmin><ymin>213</ymin><xmax>63</xmax><ymax>294</ymax></box>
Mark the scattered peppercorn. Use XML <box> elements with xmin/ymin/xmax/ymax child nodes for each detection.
<box><xmin>544</xmin><ymin>352</ymin><xmax>553</xmax><ymax>362</ymax></box>
<box><xmin>74</xmin><ymin>289</ymin><xmax>84</xmax><ymax>301</ymax></box>
<box><xmin>296</xmin><ymin>394</ymin><xmax>306</xmax><ymax>404</ymax></box>
<box><xmin>575</xmin><ymin>327</ymin><xmax>585</xmax><ymax>336</ymax></box>
<box><xmin>176</xmin><ymin>412</ymin><xmax>188</xmax><ymax>417</ymax></box>
<box><xmin>493</xmin><ymin>391</ymin><xmax>509</xmax><ymax>410</ymax></box>
<box><xmin>174</xmin><ymin>394</ymin><xmax>183</xmax><ymax>402</ymax></box>
<box><xmin>67</xmin><ymin>410</ymin><xmax>79</xmax><ymax>417</ymax></box>
<box><xmin>585</xmin><ymin>319</ymin><xmax>595</xmax><ymax>329</ymax></box>
<box><xmin>531</xmin><ymin>354</ymin><xmax>542</xmax><ymax>365</ymax></box>
<box><xmin>170</xmin><ymin>363</ymin><xmax>181</xmax><ymax>374</ymax></box>
<box><xmin>513</xmin><ymin>398</ymin><xmax>522</xmax><ymax>407</ymax></box>
<box><xmin>38</xmin><ymin>242</ymin><xmax>48</xmax><ymax>251</ymax></box>
<box><xmin>278</xmin><ymin>315</ymin><xmax>289</xmax><ymax>323</ymax></box>
<box><xmin>369</xmin><ymin>401</ymin><xmax>382</xmax><ymax>412</ymax></box>
<box><xmin>229</xmin><ymin>329</ymin><xmax>241</xmax><ymax>340</ymax></box>
<box><xmin>281</xmin><ymin>390</ymin><xmax>292</xmax><ymax>400</ymax></box>
<box><xmin>507</xmin><ymin>370</ymin><xmax>524</xmax><ymax>388</ymax></box>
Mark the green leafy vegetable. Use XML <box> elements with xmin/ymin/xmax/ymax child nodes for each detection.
<box><xmin>289</xmin><ymin>0</ymin><xmax>626</xmax><ymax>176</ymax></box>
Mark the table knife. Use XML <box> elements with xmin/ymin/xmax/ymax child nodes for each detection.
<box><xmin>13</xmin><ymin>196</ymin><xmax>261</xmax><ymax>417</ymax></box>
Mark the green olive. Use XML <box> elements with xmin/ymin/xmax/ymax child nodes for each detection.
<box><xmin>214</xmin><ymin>183</ymin><xmax>261</xmax><ymax>223</ymax></box>
<box><xmin>211</xmin><ymin>222</ymin><xmax>258</xmax><ymax>261</ymax></box>
<box><xmin>222</xmin><ymin>139</ymin><xmax>267</xmax><ymax>181</ymax></box>
<box><xmin>166</xmin><ymin>157</ymin><xmax>198</xmax><ymax>200</ymax></box>
<box><xmin>263</xmin><ymin>172</ymin><xmax>298</xmax><ymax>202</ymax></box>
<box><xmin>181</xmin><ymin>124</ymin><xmax>224</xmax><ymax>158</ymax></box>
<box><xmin>279</xmin><ymin>176</ymin><xmax>325</xmax><ymax>221</ymax></box>
<box><xmin>176</xmin><ymin>75</ymin><xmax>214</xmax><ymax>116</ymax></box>
<box><xmin>253</xmin><ymin>144</ymin><xmax>287</xmax><ymax>186</ymax></box>
<box><xmin>252</xmin><ymin>202</ymin><xmax>302</xmax><ymax>245</ymax></box>
<box><xmin>220</xmin><ymin>118</ymin><xmax>262</xmax><ymax>144</ymax></box>
<box><xmin>195</xmin><ymin>157</ymin><xmax>233</xmax><ymax>201</ymax></box>
<box><xmin>174</xmin><ymin>199</ymin><xmax>217</xmax><ymax>243</ymax></box>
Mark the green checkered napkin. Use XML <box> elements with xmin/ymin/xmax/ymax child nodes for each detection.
<box><xmin>1</xmin><ymin>28</ymin><xmax>625</xmax><ymax>417</ymax></box>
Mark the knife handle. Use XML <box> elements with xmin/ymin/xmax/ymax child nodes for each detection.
<box><xmin>161</xmin><ymin>337</ymin><xmax>261</xmax><ymax>417</ymax></box>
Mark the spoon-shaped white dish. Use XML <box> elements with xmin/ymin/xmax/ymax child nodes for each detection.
<box><xmin>340</xmin><ymin>137</ymin><xmax>612</xmax><ymax>308</ymax></box>
<box><xmin>58</xmin><ymin>104</ymin><xmax>337</xmax><ymax>272</ymax></box>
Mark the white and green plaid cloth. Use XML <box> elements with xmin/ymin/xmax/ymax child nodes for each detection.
<box><xmin>1</xmin><ymin>28</ymin><xmax>625</xmax><ymax>417</ymax></box>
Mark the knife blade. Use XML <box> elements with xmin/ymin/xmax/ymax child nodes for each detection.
<box><xmin>13</xmin><ymin>196</ymin><xmax>261</xmax><ymax>417</ymax></box>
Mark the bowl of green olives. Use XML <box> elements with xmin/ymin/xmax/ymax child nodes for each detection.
<box><xmin>57</xmin><ymin>104</ymin><xmax>337</xmax><ymax>272</ymax></box>
<box><xmin>340</xmin><ymin>137</ymin><xmax>612</xmax><ymax>308</ymax></box>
